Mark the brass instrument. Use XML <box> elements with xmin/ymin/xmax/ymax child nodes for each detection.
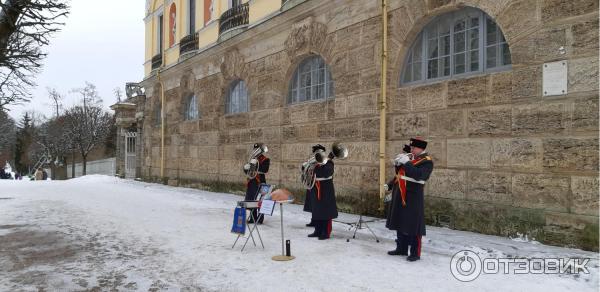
<box><xmin>300</xmin><ymin>142</ymin><xmax>349</xmax><ymax>189</ymax></box>
<box><xmin>393</xmin><ymin>152</ymin><xmax>414</xmax><ymax>166</ymax></box>
<box><xmin>244</xmin><ymin>144</ymin><xmax>268</xmax><ymax>179</ymax></box>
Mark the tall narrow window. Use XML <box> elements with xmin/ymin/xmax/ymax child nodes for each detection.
<box><xmin>184</xmin><ymin>93</ymin><xmax>199</xmax><ymax>120</ymax></box>
<box><xmin>225</xmin><ymin>80</ymin><xmax>249</xmax><ymax>114</ymax></box>
<box><xmin>287</xmin><ymin>55</ymin><xmax>334</xmax><ymax>104</ymax></box>
<box><xmin>400</xmin><ymin>8</ymin><xmax>511</xmax><ymax>85</ymax></box>
<box><xmin>168</xmin><ymin>4</ymin><xmax>176</xmax><ymax>47</ymax></box>
<box><xmin>158</xmin><ymin>14</ymin><xmax>164</xmax><ymax>53</ymax></box>
<box><xmin>204</xmin><ymin>0</ymin><xmax>212</xmax><ymax>26</ymax></box>
<box><xmin>189</xmin><ymin>0</ymin><xmax>196</xmax><ymax>34</ymax></box>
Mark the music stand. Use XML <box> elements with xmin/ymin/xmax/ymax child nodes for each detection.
<box><xmin>272</xmin><ymin>199</ymin><xmax>295</xmax><ymax>261</ymax></box>
<box><xmin>231</xmin><ymin>200</ymin><xmax>265</xmax><ymax>251</ymax></box>
<box><xmin>347</xmin><ymin>214</ymin><xmax>380</xmax><ymax>243</ymax></box>
<box><xmin>232</xmin><ymin>184</ymin><xmax>274</xmax><ymax>252</ymax></box>
<box><xmin>337</xmin><ymin>192</ymin><xmax>381</xmax><ymax>243</ymax></box>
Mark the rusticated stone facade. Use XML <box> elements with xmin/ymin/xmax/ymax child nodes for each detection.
<box><xmin>126</xmin><ymin>0</ymin><xmax>598</xmax><ymax>250</ymax></box>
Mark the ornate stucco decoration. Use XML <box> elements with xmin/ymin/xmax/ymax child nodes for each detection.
<box><xmin>284</xmin><ymin>18</ymin><xmax>328</xmax><ymax>60</ymax></box>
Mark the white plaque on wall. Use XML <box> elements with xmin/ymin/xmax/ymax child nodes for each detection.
<box><xmin>542</xmin><ymin>61</ymin><xmax>568</xmax><ymax>97</ymax></box>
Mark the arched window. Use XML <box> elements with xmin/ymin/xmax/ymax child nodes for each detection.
<box><xmin>401</xmin><ymin>7</ymin><xmax>511</xmax><ymax>85</ymax></box>
<box><xmin>184</xmin><ymin>93</ymin><xmax>199</xmax><ymax>120</ymax></box>
<box><xmin>225</xmin><ymin>80</ymin><xmax>249</xmax><ymax>114</ymax></box>
<box><xmin>287</xmin><ymin>55</ymin><xmax>334</xmax><ymax>104</ymax></box>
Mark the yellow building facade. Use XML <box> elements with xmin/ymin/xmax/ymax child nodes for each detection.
<box><xmin>144</xmin><ymin>0</ymin><xmax>289</xmax><ymax>76</ymax></box>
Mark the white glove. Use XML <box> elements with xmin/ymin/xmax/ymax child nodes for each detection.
<box><xmin>384</xmin><ymin>194</ymin><xmax>392</xmax><ymax>203</ymax></box>
<box><xmin>249</xmin><ymin>158</ymin><xmax>258</xmax><ymax>164</ymax></box>
<box><xmin>383</xmin><ymin>184</ymin><xmax>389</xmax><ymax>192</ymax></box>
<box><xmin>396</xmin><ymin>154</ymin><xmax>410</xmax><ymax>165</ymax></box>
<box><xmin>243</xmin><ymin>163</ymin><xmax>250</xmax><ymax>170</ymax></box>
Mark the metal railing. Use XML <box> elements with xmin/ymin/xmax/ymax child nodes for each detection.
<box><xmin>218</xmin><ymin>3</ymin><xmax>249</xmax><ymax>35</ymax></box>
<box><xmin>179</xmin><ymin>32</ymin><xmax>199</xmax><ymax>55</ymax></box>
<box><xmin>151</xmin><ymin>54</ymin><xmax>163</xmax><ymax>70</ymax></box>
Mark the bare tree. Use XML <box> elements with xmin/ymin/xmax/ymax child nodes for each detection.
<box><xmin>46</xmin><ymin>87</ymin><xmax>63</xmax><ymax>118</ymax></box>
<box><xmin>71</xmin><ymin>82</ymin><xmax>102</xmax><ymax>109</ymax></box>
<box><xmin>113</xmin><ymin>86</ymin><xmax>122</xmax><ymax>103</ymax></box>
<box><xmin>35</xmin><ymin>115</ymin><xmax>69</xmax><ymax>178</ymax></box>
<box><xmin>64</xmin><ymin>105</ymin><xmax>112</xmax><ymax>175</ymax></box>
<box><xmin>0</xmin><ymin>0</ymin><xmax>69</xmax><ymax>109</ymax></box>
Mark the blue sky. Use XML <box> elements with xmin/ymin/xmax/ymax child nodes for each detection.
<box><xmin>6</xmin><ymin>0</ymin><xmax>144</xmax><ymax>121</ymax></box>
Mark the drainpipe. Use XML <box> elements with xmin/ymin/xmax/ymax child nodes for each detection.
<box><xmin>158</xmin><ymin>69</ymin><xmax>165</xmax><ymax>181</ymax></box>
<box><xmin>378</xmin><ymin>0</ymin><xmax>388</xmax><ymax>212</ymax></box>
<box><xmin>159</xmin><ymin>0</ymin><xmax>167</xmax><ymax>182</ymax></box>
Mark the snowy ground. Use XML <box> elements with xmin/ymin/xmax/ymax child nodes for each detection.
<box><xmin>0</xmin><ymin>175</ymin><xmax>598</xmax><ymax>291</ymax></box>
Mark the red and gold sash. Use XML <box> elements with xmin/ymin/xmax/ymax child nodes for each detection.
<box><xmin>394</xmin><ymin>156</ymin><xmax>430</xmax><ymax>207</ymax></box>
<box><xmin>315</xmin><ymin>164</ymin><xmax>322</xmax><ymax>200</ymax></box>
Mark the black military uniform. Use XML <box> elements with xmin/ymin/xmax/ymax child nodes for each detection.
<box><xmin>303</xmin><ymin>188</ymin><xmax>314</xmax><ymax>227</ymax></box>
<box><xmin>385</xmin><ymin>138</ymin><xmax>433</xmax><ymax>261</ymax></box>
<box><xmin>308</xmin><ymin>145</ymin><xmax>338</xmax><ymax>240</ymax></box>
<box><xmin>244</xmin><ymin>143</ymin><xmax>270</xmax><ymax>224</ymax></box>
<box><xmin>303</xmin><ymin>145</ymin><xmax>321</xmax><ymax>228</ymax></box>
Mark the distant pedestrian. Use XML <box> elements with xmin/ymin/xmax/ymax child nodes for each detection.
<box><xmin>42</xmin><ymin>169</ymin><xmax>48</xmax><ymax>180</ymax></box>
<box><xmin>35</xmin><ymin>168</ymin><xmax>43</xmax><ymax>181</ymax></box>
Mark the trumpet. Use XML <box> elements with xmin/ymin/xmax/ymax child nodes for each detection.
<box><xmin>244</xmin><ymin>144</ymin><xmax>268</xmax><ymax>179</ymax></box>
<box><xmin>393</xmin><ymin>152</ymin><xmax>414</xmax><ymax>166</ymax></box>
<box><xmin>391</xmin><ymin>144</ymin><xmax>413</xmax><ymax>166</ymax></box>
<box><xmin>300</xmin><ymin>142</ymin><xmax>349</xmax><ymax>189</ymax></box>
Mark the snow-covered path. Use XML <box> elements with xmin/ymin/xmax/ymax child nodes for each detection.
<box><xmin>0</xmin><ymin>175</ymin><xmax>597</xmax><ymax>291</ymax></box>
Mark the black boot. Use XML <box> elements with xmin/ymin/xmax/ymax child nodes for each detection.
<box><xmin>388</xmin><ymin>234</ymin><xmax>408</xmax><ymax>256</ymax></box>
<box><xmin>318</xmin><ymin>220</ymin><xmax>330</xmax><ymax>240</ymax></box>
<box><xmin>387</xmin><ymin>249</ymin><xmax>403</xmax><ymax>255</ymax></box>
<box><xmin>306</xmin><ymin>219</ymin><xmax>315</xmax><ymax>227</ymax></box>
<box><xmin>308</xmin><ymin>224</ymin><xmax>319</xmax><ymax>237</ymax></box>
<box><xmin>407</xmin><ymin>255</ymin><xmax>420</xmax><ymax>262</ymax></box>
<box><xmin>407</xmin><ymin>235</ymin><xmax>421</xmax><ymax>261</ymax></box>
<box><xmin>387</xmin><ymin>239</ymin><xmax>407</xmax><ymax>255</ymax></box>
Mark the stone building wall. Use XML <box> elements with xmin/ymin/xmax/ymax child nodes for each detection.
<box><xmin>136</xmin><ymin>0</ymin><xmax>599</xmax><ymax>250</ymax></box>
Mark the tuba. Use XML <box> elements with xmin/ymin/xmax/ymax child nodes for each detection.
<box><xmin>300</xmin><ymin>142</ymin><xmax>349</xmax><ymax>189</ymax></box>
<box><xmin>244</xmin><ymin>144</ymin><xmax>268</xmax><ymax>179</ymax></box>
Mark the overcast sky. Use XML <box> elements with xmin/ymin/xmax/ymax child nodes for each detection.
<box><xmin>6</xmin><ymin>0</ymin><xmax>145</xmax><ymax>121</ymax></box>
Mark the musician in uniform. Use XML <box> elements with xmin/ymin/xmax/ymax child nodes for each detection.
<box><xmin>384</xmin><ymin>137</ymin><xmax>433</xmax><ymax>261</ymax></box>
<box><xmin>303</xmin><ymin>144</ymin><xmax>324</xmax><ymax>227</ymax></box>
<box><xmin>243</xmin><ymin>143</ymin><xmax>270</xmax><ymax>224</ymax></box>
<box><xmin>303</xmin><ymin>171</ymin><xmax>315</xmax><ymax>227</ymax></box>
<box><xmin>307</xmin><ymin>144</ymin><xmax>338</xmax><ymax>240</ymax></box>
